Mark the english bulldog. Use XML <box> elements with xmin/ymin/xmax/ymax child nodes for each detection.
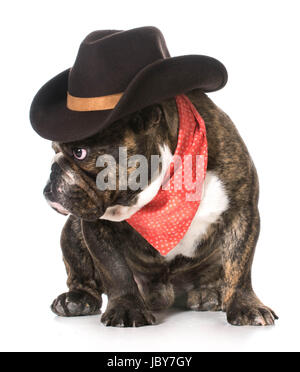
<box><xmin>44</xmin><ymin>89</ymin><xmax>278</xmax><ymax>327</ymax></box>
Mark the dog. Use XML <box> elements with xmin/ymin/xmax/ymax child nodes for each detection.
<box><xmin>44</xmin><ymin>88</ymin><xmax>277</xmax><ymax>327</ymax></box>
<box><xmin>31</xmin><ymin>27</ymin><xmax>277</xmax><ymax>327</ymax></box>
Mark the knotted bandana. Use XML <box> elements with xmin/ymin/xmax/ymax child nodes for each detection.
<box><xmin>126</xmin><ymin>95</ymin><xmax>208</xmax><ymax>256</ymax></box>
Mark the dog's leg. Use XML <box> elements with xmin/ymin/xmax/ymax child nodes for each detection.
<box><xmin>82</xmin><ymin>220</ymin><xmax>156</xmax><ymax>327</ymax></box>
<box><xmin>135</xmin><ymin>274</ymin><xmax>175</xmax><ymax>312</ymax></box>
<box><xmin>222</xmin><ymin>205</ymin><xmax>278</xmax><ymax>326</ymax></box>
<box><xmin>51</xmin><ymin>216</ymin><xmax>103</xmax><ymax>317</ymax></box>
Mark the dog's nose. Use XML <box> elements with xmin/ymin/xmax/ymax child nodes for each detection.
<box><xmin>43</xmin><ymin>179</ymin><xmax>54</xmax><ymax>201</ymax></box>
<box><xmin>44</xmin><ymin>181</ymin><xmax>51</xmax><ymax>194</ymax></box>
<box><xmin>50</xmin><ymin>162</ymin><xmax>61</xmax><ymax>182</ymax></box>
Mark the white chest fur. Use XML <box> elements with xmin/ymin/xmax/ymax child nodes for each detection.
<box><xmin>164</xmin><ymin>171</ymin><xmax>229</xmax><ymax>261</ymax></box>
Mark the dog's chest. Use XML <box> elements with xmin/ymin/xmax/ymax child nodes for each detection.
<box><xmin>101</xmin><ymin>169</ymin><xmax>229</xmax><ymax>260</ymax></box>
<box><xmin>164</xmin><ymin>172</ymin><xmax>229</xmax><ymax>261</ymax></box>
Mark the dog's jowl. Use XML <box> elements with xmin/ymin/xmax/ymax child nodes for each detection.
<box><xmin>30</xmin><ymin>27</ymin><xmax>277</xmax><ymax>327</ymax></box>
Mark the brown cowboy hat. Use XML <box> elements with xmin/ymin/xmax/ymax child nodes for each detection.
<box><xmin>30</xmin><ymin>26</ymin><xmax>227</xmax><ymax>143</ymax></box>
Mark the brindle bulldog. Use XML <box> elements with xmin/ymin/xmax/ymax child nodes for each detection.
<box><xmin>44</xmin><ymin>89</ymin><xmax>278</xmax><ymax>327</ymax></box>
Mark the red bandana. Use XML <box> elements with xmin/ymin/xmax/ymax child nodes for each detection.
<box><xmin>126</xmin><ymin>95</ymin><xmax>208</xmax><ymax>256</ymax></box>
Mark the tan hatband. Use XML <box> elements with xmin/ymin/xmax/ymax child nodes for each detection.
<box><xmin>67</xmin><ymin>92</ymin><xmax>123</xmax><ymax>111</ymax></box>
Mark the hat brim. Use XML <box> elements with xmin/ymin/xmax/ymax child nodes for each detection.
<box><xmin>30</xmin><ymin>55</ymin><xmax>227</xmax><ymax>143</ymax></box>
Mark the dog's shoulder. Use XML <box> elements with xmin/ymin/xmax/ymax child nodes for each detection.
<box><xmin>187</xmin><ymin>89</ymin><xmax>258</xmax><ymax>205</ymax></box>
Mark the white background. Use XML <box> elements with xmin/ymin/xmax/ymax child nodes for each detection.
<box><xmin>0</xmin><ymin>0</ymin><xmax>299</xmax><ymax>352</ymax></box>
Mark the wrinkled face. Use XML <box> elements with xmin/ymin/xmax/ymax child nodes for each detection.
<box><xmin>44</xmin><ymin>104</ymin><xmax>176</xmax><ymax>221</ymax></box>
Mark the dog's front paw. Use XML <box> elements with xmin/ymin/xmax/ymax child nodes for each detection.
<box><xmin>101</xmin><ymin>296</ymin><xmax>156</xmax><ymax>327</ymax></box>
<box><xmin>51</xmin><ymin>290</ymin><xmax>102</xmax><ymax>317</ymax></box>
<box><xmin>227</xmin><ymin>296</ymin><xmax>278</xmax><ymax>326</ymax></box>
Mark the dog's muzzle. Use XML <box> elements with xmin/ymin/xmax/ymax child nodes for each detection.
<box><xmin>44</xmin><ymin>162</ymin><xmax>70</xmax><ymax>215</ymax></box>
<box><xmin>44</xmin><ymin>153</ymin><xmax>104</xmax><ymax>219</ymax></box>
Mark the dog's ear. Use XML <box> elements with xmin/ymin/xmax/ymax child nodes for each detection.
<box><xmin>130</xmin><ymin>105</ymin><xmax>162</xmax><ymax>133</ymax></box>
<box><xmin>149</xmin><ymin>105</ymin><xmax>163</xmax><ymax>125</ymax></box>
<box><xmin>160</xmin><ymin>98</ymin><xmax>179</xmax><ymax>144</ymax></box>
<box><xmin>141</xmin><ymin>104</ymin><xmax>162</xmax><ymax>126</ymax></box>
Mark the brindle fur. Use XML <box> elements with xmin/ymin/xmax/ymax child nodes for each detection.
<box><xmin>45</xmin><ymin>89</ymin><xmax>277</xmax><ymax>327</ymax></box>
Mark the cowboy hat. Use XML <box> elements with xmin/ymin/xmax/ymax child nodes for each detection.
<box><xmin>30</xmin><ymin>26</ymin><xmax>227</xmax><ymax>143</ymax></box>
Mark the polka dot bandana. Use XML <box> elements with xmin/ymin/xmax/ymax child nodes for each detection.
<box><xmin>126</xmin><ymin>95</ymin><xmax>208</xmax><ymax>256</ymax></box>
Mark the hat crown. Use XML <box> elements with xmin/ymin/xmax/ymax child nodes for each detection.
<box><xmin>68</xmin><ymin>27</ymin><xmax>170</xmax><ymax>98</ymax></box>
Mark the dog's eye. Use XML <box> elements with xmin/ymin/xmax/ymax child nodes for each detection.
<box><xmin>72</xmin><ymin>148</ymin><xmax>87</xmax><ymax>160</ymax></box>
